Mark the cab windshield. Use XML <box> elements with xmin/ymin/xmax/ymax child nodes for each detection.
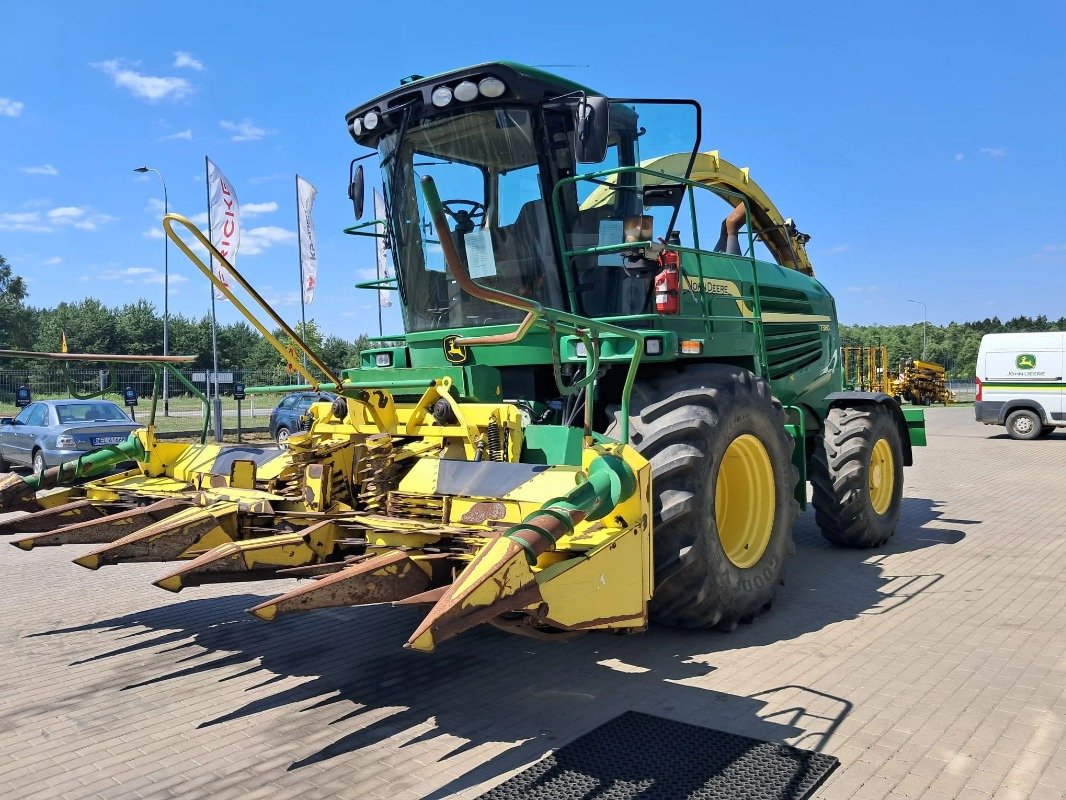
<box><xmin>379</xmin><ymin>107</ymin><xmax>564</xmax><ymax>332</ymax></box>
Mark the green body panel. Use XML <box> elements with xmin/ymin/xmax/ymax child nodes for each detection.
<box><xmin>902</xmin><ymin>407</ymin><xmax>928</xmax><ymax>447</ymax></box>
<box><xmin>522</xmin><ymin>425</ymin><xmax>585</xmax><ymax>466</ymax></box>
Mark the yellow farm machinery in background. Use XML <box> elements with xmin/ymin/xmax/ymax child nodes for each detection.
<box><xmin>842</xmin><ymin>346</ymin><xmax>953</xmax><ymax>406</ymax></box>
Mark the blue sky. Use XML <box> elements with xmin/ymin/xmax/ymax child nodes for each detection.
<box><xmin>1</xmin><ymin>1</ymin><xmax>1064</xmax><ymax>338</ymax></box>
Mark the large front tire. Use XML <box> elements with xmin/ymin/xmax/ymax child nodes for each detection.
<box><xmin>811</xmin><ymin>404</ymin><xmax>904</xmax><ymax>548</ymax></box>
<box><xmin>610</xmin><ymin>365</ymin><xmax>799</xmax><ymax>630</ymax></box>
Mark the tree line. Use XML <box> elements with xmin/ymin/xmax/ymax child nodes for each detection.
<box><xmin>0</xmin><ymin>254</ymin><xmax>370</xmax><ymax>374</ymax></box>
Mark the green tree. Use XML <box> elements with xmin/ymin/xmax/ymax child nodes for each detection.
<box><xmin>114</xmin><ymin>299</ymin><xmax>163</xmax><ymax>354</ymax></box>
<box><xmin>0</xmin><ymin>254</ymin><xmax>32</xmax><ymax>349</ymax></box>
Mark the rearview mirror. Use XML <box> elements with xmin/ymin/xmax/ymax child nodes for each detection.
<box><xmin>575</xmin><ymin>96</ymin><xmax>609</xmax><ymax>164</ymax></box>
<box><xmin>348</xmin><ymin>163</ymin><xmax>365</xmax><ymax>220</ymax></box>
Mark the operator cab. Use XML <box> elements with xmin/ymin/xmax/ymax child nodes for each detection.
<box><xmin>346</xmin><ymin>63</ymin><xmax>702</xmax><ymax>333</ymax></box>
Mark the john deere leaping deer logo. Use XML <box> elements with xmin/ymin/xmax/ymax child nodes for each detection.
<box><xmin>443</xmin><ymin>335</ymin><xmax>468</xmax><ymax>364</ymax></box>
<box><xmin>1016</xmin><ymin>354</ymin><xmax>1037</xmax><ymax>370</ymax></box>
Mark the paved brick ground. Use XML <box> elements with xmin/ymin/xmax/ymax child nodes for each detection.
<box><xmin>0</xmin><ymin>407</ymin><xmax>1063</xmax><ymax>800</ymax></box>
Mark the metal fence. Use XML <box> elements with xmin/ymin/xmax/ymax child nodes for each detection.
<box><xmin>948</xmin><ymin>379</ymin><xmax>977</xmax><ymax>402</ymax></box>
<box><xmin>0</xmin><ymin>366</ymin><xmax>306</xmax><ymax>403</ymax></box>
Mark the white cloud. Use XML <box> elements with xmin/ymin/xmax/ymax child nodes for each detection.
<box><xmin>145</xmin><ymin>198</ymin><xmax>166</xmax><ymax>214</ymax></box>
<box><xmin>160</xmin><ymin>129</ymin><xmax>192</xmax><ymax>141</ymax></box>
<box><xmin>92</xmin><ymin>59</ymin><xmax>193</xmax><ymax>102</ymax></box>
<box><xmin>219</xmin><ymin>118</ymin><xmax>274</xmax><ymax>142</ymax></box>
<box><xmin>143</xmin><ymin>227</ymin><xmax>165</xmax><ymax>240</ymax></box>
<box><xmin>0</xmin><ymin>97</ymin><xmax>24</xmax><ymax>117</ymax></box>
<box><xmin>261</xmin><ymin>287</ymin><xmax>301</xmax><ymax>307</ymax></box>
<box><xmin>48</xmin><ymin>206</ymin><xmax>85</xmax><ymax>220</ymax></box>
<box><xmin>37</xmin><ymin>206</ymin><xmax>117</xmax><ymax>231</ymax></box>
<box><xmin>21</xmin><ymin>164</ymin><xmax>58</xmax><ymax>176</ymax></box>
<box><xmin>953</xmin><ymin>153</ymin><xmax>964</xmax><ymax>162</ymax></box>
<box><xmin>0</xmin><ymin>212</ymin><xmax>50</xmax><ymax>232</ymax></box>
<box><xmin>979</xmin><ymin>146</ymin><xmax>1007</xmax><ymax>159</ymax></box>
<box><xmin>241</xmin><ymin>226</ymin><xmax>296</xmax><ymax>255</ymax></box>
<box><xmin>824</xmin><ymin>244</ymin><xmax>850</xmax><ymax>255</ymax></box>
<box><xmin>172</xmin><ymin>51</ymin><xmax>204</xmax><ymax>71</ymax></box>
<box><xmin>43</xmin><ymin>256</ymin><xmax>62</xmax><ymax>265</ymax></box>
<box><xmin>845</xmin><ymin>285</ymin><xmax>880</xmax><ymax>294</ymax></box>
<box><xmin>95</xmin><ymin>266</ymin><xmax>190</xmax><ymax>286</ymax></box>
<box><xmin>243</xmin><ymin>201</ymin><xmax>278</xmax><ymax>216</ymax></box>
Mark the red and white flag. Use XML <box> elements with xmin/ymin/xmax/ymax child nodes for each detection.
<box><xmin>296</xmin><ymin>175</ymin><xmax>318</xmax><ymax>305</ymax></box>
<box><xmin>206</xmin><ymin>157</ymin><xmax>240</xmax><ymax>300</ymax></box>
<box><xmin>374</xmin><ymin>188</ymin><xmax>392</xmax><ymax>308</ymax></box>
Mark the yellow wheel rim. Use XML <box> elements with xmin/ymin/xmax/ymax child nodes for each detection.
<box><xmin>868</xmin><ymin>437</ymin><xmax>895</xmax><ymax>515</ymax></box>
<box><xmin>715</xmin><ymin>434</ymin><xmax>775</xmax><ymax>569</ymax></box>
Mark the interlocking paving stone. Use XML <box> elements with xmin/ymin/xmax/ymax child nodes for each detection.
<box><xmin>0</xmin><ymin>408</ymin><xmax>1063</xmax><ymax>799</ymax></box>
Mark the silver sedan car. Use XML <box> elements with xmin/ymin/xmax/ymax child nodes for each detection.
<box><xmin>0</xmin><ymin>399</ymin><xmax>141</xmax><ymax>475</ymax></box>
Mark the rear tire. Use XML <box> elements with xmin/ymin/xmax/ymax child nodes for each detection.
<box><xmin>1005</xmin><ymin>409</ymin><xmax>1041</xmax><ymax>441</ymax></box>
<box><xmin>609</xmin><ymin>365</ymin><xmax>798</xmax><ymax>630</ymax></box>
<box><xmin>811</xmin><ymin>405</ymin><xmax>904</xmax><ymax>548</ymax></box>
<box><xmin>275</xmin><ymin>426</ymin><xmax>291</xmax><ymax>447</ymax></box>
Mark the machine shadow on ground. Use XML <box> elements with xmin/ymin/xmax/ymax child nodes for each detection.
<box><xmin>23</xmin><ymin>495</ymin><xmax>972</xmax><ymax>797</ymax></box>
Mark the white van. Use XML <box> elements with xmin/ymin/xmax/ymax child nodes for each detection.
<box><xmin>975</xmin><ymin>332</ymin><xmax>1065</xmax><ymax>439</ymax></box>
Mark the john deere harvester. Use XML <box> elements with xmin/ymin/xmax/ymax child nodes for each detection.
<box><xmin>2</xmin><ymin>63</ymin><xmax>924</xmax><ymax>651</ymax></box>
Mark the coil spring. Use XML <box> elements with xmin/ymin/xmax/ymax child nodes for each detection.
<box><xmin>486</xmin><ymin>418</ymin><xmax>505</xmax><ymax>462</ymax></box>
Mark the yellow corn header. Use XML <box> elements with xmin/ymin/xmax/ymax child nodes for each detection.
<box><xmin>0</xmin><ymin>211</ymin><xmax>653</xmax><ymax>653</ymax></box>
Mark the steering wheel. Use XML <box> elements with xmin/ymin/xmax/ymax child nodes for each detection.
<box><xmin>440</xmin><ymin>199</ymin><xmax>486</xmax><ymax>235</ymax></box>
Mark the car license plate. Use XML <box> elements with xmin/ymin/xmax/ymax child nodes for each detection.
<box><xmin>91</xmin><ymin>436</ymin><xmax>126</xmax><ymax>446</ymax></box>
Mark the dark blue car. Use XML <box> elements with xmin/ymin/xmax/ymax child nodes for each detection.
<box><xmin>268</xmin><ymin>391</ymin><xmax>335</xmax><ymax>445</ymax></box>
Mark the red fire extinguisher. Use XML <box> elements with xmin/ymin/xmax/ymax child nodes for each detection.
<box><xmin>655</xmin><ymin>236</ymin><xmax>680</xmax><ymax>315</ymax></box>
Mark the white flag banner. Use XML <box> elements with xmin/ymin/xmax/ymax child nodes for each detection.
<box><xmin>206</xmin><ymin>158</ymin><xmax>240</xmax><ymax>300</ymax></box>
<box><xmin>296</xmin><ymin>176</ymin><xmax>318</xmax><ymax>305</ymax></box>
<box><xmin>374</xmin><ymin>188</ymin><xmax>392</xmax><ymax>308</ymax></box>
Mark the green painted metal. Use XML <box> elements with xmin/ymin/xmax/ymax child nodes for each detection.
<box><xmin>505</xmin><ymin>452</ymin><xmax>636</xmax><ymax>565</ymax></box>
<box><xmin>783</xmin><ymin>404</ymin><xmax>809</xmax><ymax>510</ymax></box>
<box><xmin>902</xmin><ymin>407</ymin><xmax>927</xmax><ymax>447</ymax></box>
<box><xmin>19</xmin><ymin>433</ymin><xmax>146</xmax><ymax>493</ymax></box>
<box><xmin>522</xmin><ymin>425</ymin><xmax>585</xmax><ymax>466</ymax></box>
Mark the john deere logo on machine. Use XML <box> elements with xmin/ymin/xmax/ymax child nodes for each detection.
<box><xmin>443</xmin><ymin>335</ymin><xmax>467</xmax><ymax>364</ymax></box>
<box><xmin>1016</xmin><ymin>354</ymin><xmax>1037</xmax><ymax>370</ymax></box>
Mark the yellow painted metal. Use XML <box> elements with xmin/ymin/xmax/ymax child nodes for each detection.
<box><xmin>162</xmin><ymin>213</ymin><xmax>339</xmax><ymax>389</ymax></box>
<box><xmin>868</xmin><ymin>437</ymin><xmax>895</xmax><ymax>515</ymax></box>
<box><xmin>715</xmin><ymin>434</ymin><xmax>775</xmax><ymax>569</ymax></box>
<box><xmin>582</xmin><ymin>151</ymin><xmax>814</xmax><ymax>274</ymax></box>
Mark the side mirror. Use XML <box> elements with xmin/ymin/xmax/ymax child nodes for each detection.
<box><xmin>348</xmin><ymin>163</ymin><xmax>365</xmax><ymax>220</ymax></box>
<box><xmin>575</xmin><ymin>96</ymin><xmax>609</xmax><ymax>164</ymax></box>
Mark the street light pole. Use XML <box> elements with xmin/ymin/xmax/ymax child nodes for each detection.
<box><xmin>907</xmin><ymin>299</ymin><xmax>927</xmax><ymax>361</ymax></box>
<box><xmin>135</xmin><ymin>166</ymin><xmax>170</xmax><ymax>416</ymax></box>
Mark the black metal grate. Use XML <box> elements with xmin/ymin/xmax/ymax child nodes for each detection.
<box><xmin>476</xmin><ymin>711</ymin><xmax>838</xmax><ymax>800</ymax></box>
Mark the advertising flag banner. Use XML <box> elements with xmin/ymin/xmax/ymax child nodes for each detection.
<box><xmin>206</xmin><ymin>158</ymin><xmax>240</xmax><ymax>300</ymax></box>
<box><xmin>60</xmin><ymin>331</ymin><xmax>68</xmax><ymax>354</ymax></box>
<box><xmin>296</xmin><ymin>176</ymin><xmax>318</xmax><ymax>305</ymax></box>
<box><xmin>374</xmin><ymin>189</ymin><xmax>392</xmax><ymax>308</ymax></box>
